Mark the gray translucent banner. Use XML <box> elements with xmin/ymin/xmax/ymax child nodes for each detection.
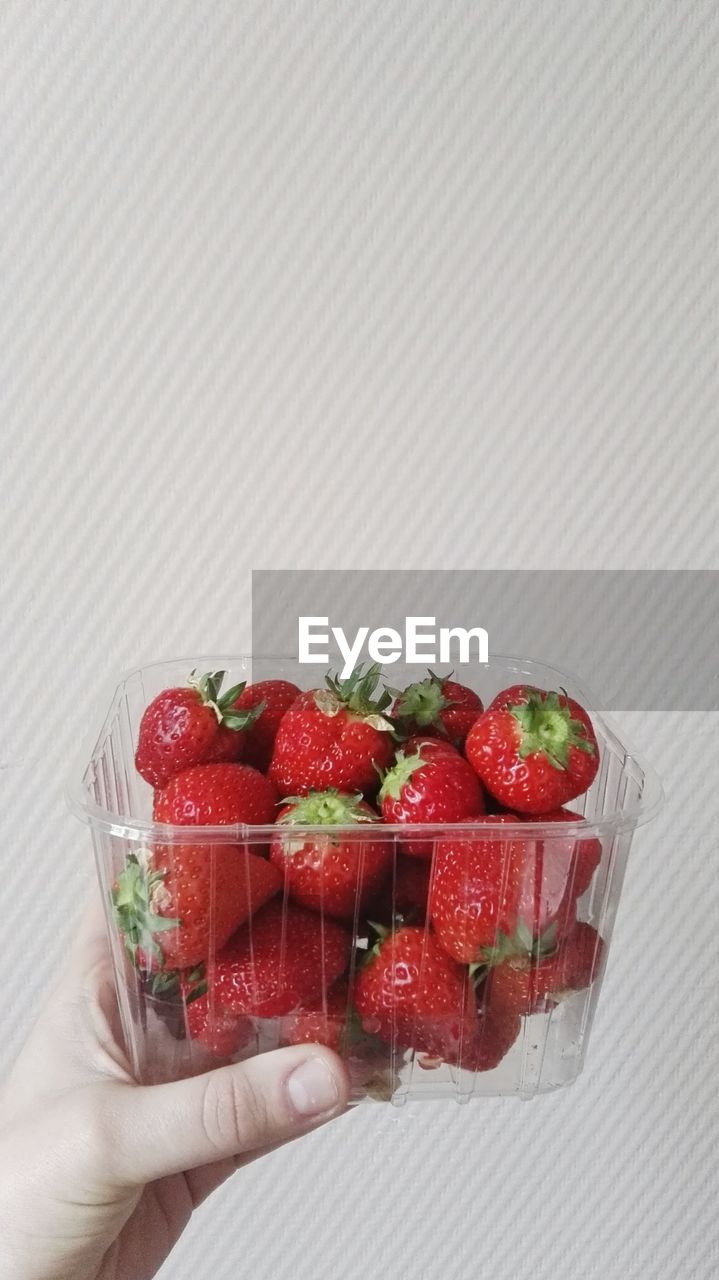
<box><xmin>251</xmin><ymin>570</ymin><xmax>719</xmax><ymax>711</ymax></box>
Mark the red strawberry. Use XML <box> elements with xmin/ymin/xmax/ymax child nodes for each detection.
<box><xmin>269</xmin><ymin>664</ymin><xmax>395</xmax><ymax>798</ymax></box>
<box><xmin>392</xmin><ymin>671</ymin><xmax>483</xmax><ymax>747</ymax></box>
<box><xmin>396</xmin><ymin>734</ymin><xmax>459</xmax><ymax>759</ymax></box>
<box><xmin>487</xmin><ymin>922</ymin><xmax>605</xmax><ymax>1016</ymax></box>
<box><xmin>549</xmin><ymin>920</ymin><xmax>605</xmax><ymax>992</ymax></box>
<box><xmin>468</xmin><ymin>1007</ymin><xmax>521</xmax><ymax>1071</ymax></box>
<box><xmin>354</xmin><ymin>925</ymin><xmax>478</xmax><ymax>1062</ymax></box>
<box><xmin>429</xmin><ymin>817</ymin><xmax>528</xmax><ymax>962</ymax></box>
<box><xmin>234</xmin><ymin>679</ymin><xmax>301</xmax><ymax>772</ymax></box>
<box><xmin>209</xmin><ymin>900</ymin><xmax>351</xmax><ymax>1018</ymax></box>
<box><xmin>281</xmin><ymin>980</ymin><xmax>350</xmax><ymax>1051</ymax></box>
<box><xmin>510</xmin><ymin>839</ymin><xmax>579</xmax><ymax>949</ymax></box>
<box><xmin>184</xmin><ymin>990</ymin><xmax>253</xmax><ymax>1057</ymax></box>
<box><xmin>486</xmin><ymin>683</ymin><xmax>542</xmax><ymax>713</ymax></box>
<box><xmin>429</xmin><ymin>1005</ymin><xmax>521</xmax><ymax>1073</ymax></box>
<box><xmin>135</xmin><ymin>671</ymin><xmax>263</xmax><ymax>788</ymax></box>
<box><xmin>465</xmin><ymin>686</ymin><xmax>599</xmax><ymax>814</ymax></box>
<box><xmin>153</xmin><ymin>762</ymin><xmax>278</xmax><ymax>826</ymax></box>
<box><xmin>379</xmin><ymin>739</ymin><xmax>485</xmax><ymax>858</ymax></box>
<box><xmin>486</xmin><ymin>954</ymin><xmax>550</xmax><ymax>1018</ymax></box>
<box><xmin>270</xmin><ymin>789</ymin><xmax>391</xmax><ymax>921</ymax></box>
<box><xmin>518</xmin><ymin>808</ymin><xmax>602</xmax><ymax>899</ymax></box>
<box><xmin>111</xmin><ymin>845</ymin><xmax>281</xmax><ymax>970</ymax></box>
<box><xmin>429</xmin><ymin>816</ymin><xmax>578</xmax><ymax>965</ymax></box>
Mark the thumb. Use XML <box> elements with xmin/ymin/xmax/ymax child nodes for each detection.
<box><xmin>105</xmin><ymin>1045</ymin><xmax>350</xmax><ymax>1185</ymax></box>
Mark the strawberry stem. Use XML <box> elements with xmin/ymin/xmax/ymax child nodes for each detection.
<box><xmin>323</xmin><ymin>663</ymin><xmax>394</xmax><ymax>720</ymax></box>
<box><xmin>111</xmin><ymin>854</ymin><xmax>179</xmax><ymax>970</ymax></box>
<box><xmin>366</xmin><ymin>919</ymin><xmax>391</xmax><ymax>939</ymax></box>
<box><xmin>390</xmin><ymin>670</ymin><xmax>449</xmax><ymax>728</ymax></box>
<box><xmin>479</xmin><ymin>920</ymin><xmax>560</xmax><ymax>967</ymax></box>
<box><xmin>510</xmin><ymin>690</ymin><xmax>595</xmax><ymax>771</ymax></box>
<box><xmin>277</xmin><ymin>789</ymin><xmax>378</xmax><ymax>826</ymax></box>
<box><xmin>378</xmin><ymin>747</ymin><xmax>425</xmax><ymax>804</ymax></box>
<box><xmin>188</xmin><ymin>670</ymin><xmax>265</xmax><ymax>733</ymax></box>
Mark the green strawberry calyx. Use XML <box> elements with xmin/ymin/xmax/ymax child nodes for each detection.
<box><xmin>188</xmin><ymin>669</ymin><xmax>265</xmax><ymax>732</ymax></box>
<box><xmin>181</xmin><ymin>965</ymin><xmax>208</xmax><ymax>1005</ymax></box>
<box><xmin>111</xmin><ymin>851</ymin><xmax>179</xmax><ymax>970</ymax></box>
<box><xmin>475</xmin><ymin>920</ymin><xmax>558</xmax><ymax>971</ymax></box>
<box><xmin>145</xmin><ymin>968</ymin><xmax>183</xmax><ymax>1000</ymax></box>
<box><xmin>361</xmin><ymin>919</ymin><xmax>393</xmax><ymax>966</ymax></box>
<box><xmin>314</xmin><ymin>663</ymin><xmax>395</xmax><ymax>732</ymax></box>
<box><xmin>277</xmin><ymin>789</ymin><xmax>378</xmax><ymax>826</ymax></box>
<box><xmin>389</xmin><ymin>669</ymin><xmax>450</xmax><ymax>730</ymax></box>
<box><xmin>377</xmin><ymin>747</ymin><xmax>426</xmax><ymax>804</ymax></box>
<box><xmin>510</xmin><ymin>689</ymin><xmax>595</xmax><ymax>771</ymax></box>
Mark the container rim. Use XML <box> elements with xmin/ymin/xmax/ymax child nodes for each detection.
<box><xmin>65</xmin><ymin>652</ymin><xmax>665</xmax><ymax>841</ymax></box>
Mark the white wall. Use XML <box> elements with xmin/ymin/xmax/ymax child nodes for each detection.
<box><xmin>1</xmin><ymin>4</ymin><xmax>717</xmax><ymax>1278</ymax></box>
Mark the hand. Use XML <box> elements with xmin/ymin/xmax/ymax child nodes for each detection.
<box><xmin>0</xmin><ymin>892</ymin><xmax>351</xmax><ymax>1280</ymax></box>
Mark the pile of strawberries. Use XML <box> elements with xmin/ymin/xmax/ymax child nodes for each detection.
<box><xmin>113</xmin><ymin>665</ymin><xmax>606</xmax><ymax>1081</ymax></box>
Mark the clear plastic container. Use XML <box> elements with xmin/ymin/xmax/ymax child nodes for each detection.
<box><xmin>67</xmin><ymin>655</ymin><xmax>663</xmax><ymax>1104</ymax></box>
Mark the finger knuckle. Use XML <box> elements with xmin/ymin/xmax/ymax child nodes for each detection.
<box><xmin>200</xmin><ymin>1070</ymin><xmax>270</xmax><ymax>1155</ymax></box>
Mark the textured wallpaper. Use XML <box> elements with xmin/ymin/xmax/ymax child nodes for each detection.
<box><xmin>1</xmin><ymin>3</ymin><xmax>717</xmax><ymax>1278</ymax></box>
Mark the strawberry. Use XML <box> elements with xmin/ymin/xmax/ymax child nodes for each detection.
<box><xmin>549</xmin><ymin>920</ymin><xmax>605</xmax><ymax>991</ymax></box>
<box><xmin>426</xmin><ymin>1005</ymin><xmax>521</xmax><ymax>1073</ymax></box>
<box><xmin>465</xmin><ymin>686</ymin><xmax>599</xmax><ymax>814</ymax></box>
<box><xmin>234</xmin><ymin>679</ymin><xmax>301</xmax><ymax>772</ymax></box>
<box><xmin>468</xmin><ymin>1007</ymin><xmax>521</xmax><ymax>1071</ymax></box>
<box><xmin>353</xmin><ymin>925</ymin><xmax>478</xmax><ymax>1062</ymax></box>
<box><xmin>485</xmin><ymin>683</ymin><xmax>547</xmax><ymax>713</ymax></box>
<box><xmin>429</xmin><ymin>816</ymin><xmax>579</xmax><ymax>965</ymax></box>
<box><xmin>184</xmin><ymin>989</ymin><xmax>253</xmax><ymax>1057</ymax></box>
<box><xmin>396</xmin><ymin>734</ymin><xmax>459</xmax><ymax>759</ymax></box>
<box><xmin>379</xmin><ymin>739</ymin><xmax>485</xmax><ymax>858</ymax></box>
<box><xmin>208</xmin><ymin>899</ymin><xmax>351</xmax><ymax>1018</ymax></box>
<box><xmin>518</xmin><ymin>807</ymin><xmax>602</xmax><ymax>899</ymax></box>
<box><xmin>485</xmin><ymin>953</ymin><xmax>552</xmax><ymax>1018</ymax></box>
<box><xmin>281</xmin><ymin>979</ymin><xmax>351</xmax><ymax>1051</ymax></box>
<box><xmin>510</xmin><ymin>840</ymin><xmax>579</xmax><ymax>950</ymax></box>
<box><xmin>135</xmin><ymin>671</ymin><xmax>263</xmax><ymax>788</ymax></box>
<box><xmin>487</xmin><ymin>922</ymin><xmax>605</xmax><ymax>1016</ymax></box>
<box><xmin>112</xmin><ymin>845</ymin><xmax>281</xmax><ymax>970</ymax></box>
<box><xmin>429</xmin><ymin>817</ymin><xmax>528</xmax><ymax>963</ymax></box>
<box><xmin>153</xmin><ymin>762</ymin><xmax>278</xmax><ymax>826</ymax></box>
<box><xmin>269</xmin><ymin>664</ymin><xmax>396</xmax><ymax>798</ymax></box>
<box><xmin>391</xmin><ymin>671</ymin><xmax>483</xmax><ymax>747</ymax></box>
<box><xmin>270</xmin><ymin>789</ymin><xmax>391</xmax><ymax>921</ymax></box>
